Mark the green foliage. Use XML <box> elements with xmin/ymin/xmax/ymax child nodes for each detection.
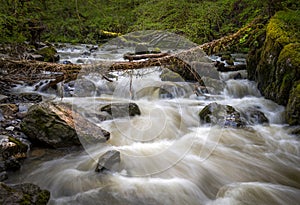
<box><xmin>0</xmin><ymin>0</ymin><xmax>298</xmax><ymax>44</ymax></box>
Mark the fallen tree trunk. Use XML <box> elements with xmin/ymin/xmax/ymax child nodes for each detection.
<box><xmin>0</xmin><ymin>53</ymin><xmax>205</xmax><ymax>89</ymax></box>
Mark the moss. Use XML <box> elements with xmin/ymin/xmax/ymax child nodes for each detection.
<box><xmin>286</xmin><ymin>82</ymin><xmax>300</xmax><ymax>125</ymax></box>
<box><xmin>8</xmin><ymin>137</ymin><xmax>28</xmax><ymax>151</ymax></box>
<box><xmin>251</xmin><ymin>10</ymin><xmax>300</xmax><ymax>113</ymax></box>
<box><xmin>267</xmin><ymin>10</ymin><xmax>300</xmax><ymax>46</ymax></box>
<box><xmin>20</xmin><ymin>194</ymin><xmax>31</xmax><ymax>205</ymax></box>
<box><xmin>36</xmin><ymin>190</ymin><xmax>51</xmax><ymax>205</ymax></box>
<box><xmin>277</xmin><ymin>43</ymin><xmax>300</xmax><ymax>71</ymax></box>
<box><xmin>36</xmin><ymin>46</ymin><xmax>58</xmax><ymax>62</ymax></box>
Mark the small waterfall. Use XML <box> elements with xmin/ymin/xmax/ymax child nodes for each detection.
<box><xmin>223</xmin><ymin>79</ymin><xmax>261</xmax><ymax>98</ymax></box>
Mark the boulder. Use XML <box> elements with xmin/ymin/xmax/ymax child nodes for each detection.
<box><xmin>95</xmin><ymin>150</ymin><xmax>121</xmax><ymax>173</ymax></box>
<box><xmin>21</xmin><ymin>102</ymin><xmax>110</xmax><ymax>148</ymax></box>
<box><xmin>247</xmin><ymin>10</ymin><xmax>300</xmax><ymax>125</ymax></box>
<box><xmin>100</xmin><ymin>103</ymin><xmax>141</xmax><ymax>119</ymax></box>
<box><xmin>0</xmin><ymin>182</ymin><xmax>50</xmax><ymax>204</ymax></box>
<box><xmin>135</xmin><ymin>43</ymin><xmax>149</xmax><ymax>54</ymax></box>
<box><xmin>20</xmin><ymin>102</ymin><xmax>80</xmax><ymax>148</ymax></box>
<box><xmin>199</xmin><ymin>102</ymin><xmax>245</xmax><ymax>128</ymax></box>
<box><xmin>191</xmin><ymin>61</ymin><xmax>219</xmax><ymax>79</ymax></box>
<box><xmin>201</xmin><ymin>77</ymin><xmax>225</xmax><ymax>94</ymax></box>
<box><xmin>160</xmin><ymin>69</ymin><xmax>184</xmax><ymax>82</ymax></box>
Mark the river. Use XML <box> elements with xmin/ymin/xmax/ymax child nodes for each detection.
<box><xmin>8</xmin><ymin>32</ymin><xmax>300</xmax><ymax>205</ymax></box>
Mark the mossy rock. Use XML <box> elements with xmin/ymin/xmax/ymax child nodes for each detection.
<box><xmin>36</xmin><ymin>46</ymin><xmax>59</xmax><ymax>62</ymax></box>
<box><xmin>160</xmin><ymin>69</ymin><xmax>184</xmax><ymax>82</ymax></box>
<box><xmin>0</xmin><ymin>182</ymin><xmax>50</xmax><ymax>205</ymax></box>
<box><xmin>199</xmin><ymin>102</ymin><xmax>245</xmax><ymax>128</ymax></box>
<box><xmin>20</xmin><ymin>102</ymin><xmax>80</xmax><ymax>148</ymax></box>
<box><xmin>247</xmin><ymin>10</ymin><xmax>300</xmax><ymax>126</ymax></box>
<box><xmin>286</xmin><ymin>82</ymin><xmax>300</xmax><ymax>126</ymax></box>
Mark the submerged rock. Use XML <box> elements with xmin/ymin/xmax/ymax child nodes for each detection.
<box><xmin>101</xmin><ymin>103</ymin><xmax>141</xmax><ymax>119</ymax></box>
<box><xmin>0</xmin><ymin>182</ymin><xmax>50</xmax><ymax>204</ymax></box>
<box><xmin>199</xmin><ymin>102</ymin><xmax>245</xmax><ymax>128</ymax></box>
<box><xmin>95</xmin><ymin>150</ymin><xmax>121</xmax><ymax>173</ymax></box>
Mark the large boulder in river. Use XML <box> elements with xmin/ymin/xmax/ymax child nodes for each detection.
<box><xmin>0</xmin><ymin>182</ymin><xmax>50</xmax><ymax>204</ymax></box>
<box><xmin>199</xmin><ymin>103</ymin><xmax>245</xmax><ymax>128</ymax></box>
<box><xmin>21</xmin><ymin>102</ymin><xmax>110</xmax><ymax>148</ymax></box>
<box><xmin>20</xmin><ymin>102</ymin><xmax>80</xmax><ymax>148</ymax></box>
<box><xmin>247</xmin><ymin>10</ymin><xmax>300</xmax><ymax>126</ymax></box>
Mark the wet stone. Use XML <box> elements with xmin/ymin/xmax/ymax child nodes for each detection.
<box><xmin>101</xmin><ymin>103</ymin><xmax>141</xmax><ymax>119</ymax></box>
<box><xmin>95</xmin><ymin>150</ymin><xmax>121</xmax><ymax>173</ymax></box>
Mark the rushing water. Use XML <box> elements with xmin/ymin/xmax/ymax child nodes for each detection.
<box><xmin>8</xmin><ymin>39</ymin><xmax>300</xmax><ymax>205</ymax></box>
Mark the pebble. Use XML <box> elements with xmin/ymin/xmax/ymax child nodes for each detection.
<box><xmin>5</xmin><ymin>126</ymin><xmax>14</xmax><ymax>131</ymax></box>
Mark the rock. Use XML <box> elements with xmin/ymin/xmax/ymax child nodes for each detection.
<box><xmin>286</xmin><ymin>82</ymin><xmax>300</xmax><ymax>125</ymax></box>
<box><xmin>35</xmin><ymin>46</ymin><xmax>59</xmax><ymax>62</ymax></box>
<box><xmin>243</xmin><ymin>108</ymin><xmax>269</xmax><ymax>125</ymax></box>
<box><xmin>160</xmin><ymin>69</ymin><xmax>184</xmax><ymax>82</ymax></box>
<box><xmin>101</xmin><ymin>103</ymin><xmax>141</xmax><ymax>119</ymax></box>
<box><xmin>226</xmin><ymin>59</ymin><xmax>234</xmax><ymax>65</ymax></box>
<box><xmin>0</xmin><ymin>172</ymin><xmax>7</xmax><ymax>182</ymax></box>
<box><xmin>220</xmin><ymin>54</ymin><xmax>232</xmax><ymax>61</ymax></box>
<box><xmin>27</xmin><ymin>54</ymin><xmax>44</xmax><ymax>61</ymax></box>
<box><xmin>199</xmin><ymin>102</ymin><xmax>245</xmax><ymax>128</ymax></box>
<box><xmin>135</xmin><ymin>43</ymin><xmax>149</xmax><ymax>54</ymax></box>
<box><xmin>191</xmin><ymin>61</ymin><xmax>220</xmax><ymax>79</ymax></box>
<box><xmin>21</xmin><ymin>102</ymin><xmax>110</xmax><ymax>148</ymax></box>
<box><xmin>20</xmin><ymin>102</ymin><xmax>80</xmax><ymax>148</ymax></box>
<box><xmin>95</xmin><ymin>150</ymin><xmax>121</xmax><ymax>173</ymax></box>
<box><xmin>73</xmin><ymin>79</ymin><xmax>97</xmax><ymax>97</ymax></box>
<box><xmin>215</xmin><ymin>61</ymin><xmax>247</xmax><ymax>72</ymax></box>
<box><xmin>76</xmin><ymin>59</ymin><xmax>84</xmax><ymax>64</ymax></box>
<box><xmin>4</xmin><ymin>157</ymin><xmax>21</xmax><ymax>171</ymax></box>
<box><xmin>0</xmin><ymin>135</ymin><xmax>28</xmax><ymax>172</ymax></box>
<box><xmin>0</xmin><ymin>95</ymin><xmax>7</xmax><ymax>102</ymax></box>
<box><xmin>62</xmin><ymin>60</ymin><xmax>72</xmax><ymax>64</ymax></box>
<box><xmin>0</xmin><ymin>93</ymin><xmax>42</xmax><ymax>104</ymax></box>
<box><xmin>247</xmin><ymin>10</ymin><xmax>300</xmax><ymax>126</ymax></box>
<box><xmin>201</xmin><ymin>77</ymin><xmax>225</xmax><ymax>94</ymax></box>
<box><xmin>0</xmin><ymin>104</ymin><xmax>18</xmax><ymax>118</ymax></box>
<box><xmin>0</xmin><ymin>182</ymin><xmax>50</xmax><ymax>204</ymax></box>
